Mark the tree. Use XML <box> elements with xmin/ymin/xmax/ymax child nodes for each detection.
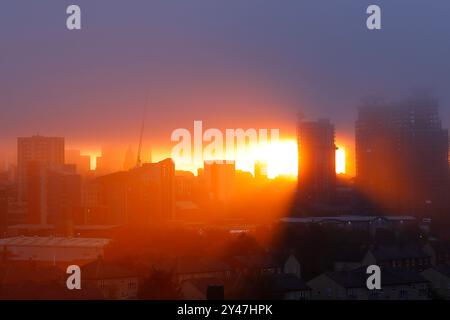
<box><xmin>138</xmin><ymin>269</ymin><xmax>181</xmax><ymax>300</ymax></box>
<box><xmin>230</xmin><ymin>273</ymin><xmax>275</xmax><ymax>300</ymax></box>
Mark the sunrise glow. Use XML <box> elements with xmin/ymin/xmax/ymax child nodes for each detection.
<box><xmin>336</xmin><ymin>147</ymin><xmax>346</xmax><ymax>174</ymax></box>
<box><xmin>81</xmin><ymin>150</ymin><xmax>101</xmax><ymax>171</ymax></box>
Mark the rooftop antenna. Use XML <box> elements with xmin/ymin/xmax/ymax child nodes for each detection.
<box><xmin>136</xmin><ymin>97</ymin><xmax>148</xmax><ymax>168</ymax></box>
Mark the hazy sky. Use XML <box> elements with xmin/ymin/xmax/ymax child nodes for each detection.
<box><xmin>1</xmin><ymin>0</ymin><xmax>449</xmax><ymax>165</ymax></box>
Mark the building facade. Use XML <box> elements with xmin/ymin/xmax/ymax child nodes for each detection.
<box><xmin>17</xmin><ymin>135</ymin><xmax>64</xmax><ymax>201</ymax></box>
<box><xmin>297</xmin><ymin>118</ymin><xmax>336</xmax><ymax>206</ymax></box>
<box><xmin>355</xmin><ymin>95</ymin><xmax>449</xmax><ymax>218</ymax></box>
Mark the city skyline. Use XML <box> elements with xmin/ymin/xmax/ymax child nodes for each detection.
<box><xmin>2</xmin><ymin>1</ymin><xmax>450</xmax><ymax>174</ymax></box>
<box><xmin>1</xmin><ymin>1</ymin><xmax>450</xmax><ymax>303</ymax></box>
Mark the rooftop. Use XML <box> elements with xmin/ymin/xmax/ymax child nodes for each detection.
<box><xmin>271</xmin><ymin>274</ymin><xmax>310</xmax><ymax>292</ymax></box>
<box><xmin>8</xmin><ymin>224</ymin><xmax>119</xmax><ymax>231</ymax></box>
<box><xmin>280</xmin><ymin>215</ymin><xmax>415</xmax><ymax>224</ymax></box>
<box><xmin>0</xmin><ymin>236</ymin><xmax>111</xmax><ymax>248</ymax></box>
<box><xmin>370</xmin><ymin>245</ymin><xmax>430</xmax><ymax>261</ymax></box>
<box><xmin>325</xmin><ymin>267</ymin><xmax>427</xmax><ymax>289</ymax></box>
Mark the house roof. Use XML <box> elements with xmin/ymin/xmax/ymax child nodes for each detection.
<box><xmin>1</xmin><ymin>281</ymin><xmax>105</xmax><ymax>300</ymax></box>
<box><xmin>333</xmin><ymin>246</ymin><xmax>367</xmax><ymax>263</ymax></box>
<box><xmin>183</xmin><ymin>277</ymin><xmax>224</xmax><ymax>294</ymax></box>
<box><xmin>425</xmin><ymin>241</ymin><xmax>450</xmax><ymax>254</ymax></box>
<box><xmin>270</xmin><ymin>274</ymin><xmax>310</xmax><ymax>292</ymax></box>
<box><xmin>280</xmin><ymin>215</ymin><xmax>415</xmax><ymax>224</ymax></box>
<box><xmin>370</xmin><ymin>246</ymin><xmax>430</xmax><ymax>261</ymax></box>
<box><xmin>0</xmin><ymin>236</ymin><xmax>111</xmax><ymax>248</ymax></box>
<box><xmin>326</xmin><ymin>267</ymin><xmax>428</xmax><ymax>289</ymax></box>
<box><xmin>432</xmin><ymin>265</ymin><xmax>450</xmax><ymax>278</ymax></box>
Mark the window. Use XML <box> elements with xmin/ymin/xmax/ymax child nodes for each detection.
<box><xmin>347</xmin><ymin>289</ymin><xmax>356</xmax><ymax>298</ymax></box>
<box><xmin>369</xmin><ymin>290</ymin><xmax>379</xmax><ymax>300</ymax></box>
<box><xmin>399</xmin><ymin>289</ymin><xmax>408</xmax><ymax>299</ymax></box>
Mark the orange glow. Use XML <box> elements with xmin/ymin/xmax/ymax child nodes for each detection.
<box><xmin>172</xmin><ymin>139</ymin><xmax>298</xmax><ymax>179</ymax></box>
<box><xmin>250</xmin><ymin>140</ymin><xmax>298</xmax><ymax>179</ymax></box>
<box><xmin>336</xmin><ymin>147</ymin><xmax>346</xmax><ymax>174</ymax></box>
<box><xmin>80</xmin><ymin>150</ymin><xmax>101</xmax><ymax>170</ymax></box>
<box><xmin>80</xmin><ymin>141</ymin><xmax>347</xmax><ymax>177</ymax></box>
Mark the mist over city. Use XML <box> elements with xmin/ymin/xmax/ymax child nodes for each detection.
<box><xmin>0</xmin><ymin>0</ymin><xmax>450</xmax><ymax>306</ymax></box>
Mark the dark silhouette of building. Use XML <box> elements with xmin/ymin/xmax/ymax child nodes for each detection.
<box><xmin>65</xmin><ymin>149</ymin><xmax>91</xmax><ymax>175</ymax></box>
<box><xmin>46</xmin><ymin>166</ymin><xmax>82</xmax><ymax>235</ymax></box>
<box><xmin>122</xmin><ymin>146</ymin><xmax>136</xmax><ymax>171</ymax></box>
<box><xmin>207</xmin><ymin>285</ymin><xmax>225</xmax><ymax>300</ymax></box>
<box><xmin>26</xmin><ymin>161</ymin><xmax>47</xmax><ymax>224</ymax></box>
<box><xmin>203</xmin><ymin>161</ymin><xmax>236</xmax><ymax>203</ymax></box>
<box><xmin>96</xmin><ymin>158</ymin><xmax>175</xmax><ymax>226</ymax></box>
<box><xmin>0</xmin><ymin>187</ymin><xmax>8</xmax><ymax>237</ymax></box>
<box><xmin>27</xmin><ymin>161</ymin><xmax>81</xmax><ymax>234</ymax></box>
<box><xmin>17</xmin><ymin>135</ymin><xmax>64</xmax><ymax>201</ymax></box>
<box><xmin>355</xmin><ymin>94</ymin><xmax>449</xmax><ymax>219</ymax></box>
<box><xmin>254</xmin><ymin>161</ymin><xmax>268</xmax><ymax>180</ymax></box>
<box><xmin>297</xmin><ymin>118</ymin><xmax>336</xmax><ymax>206</ymax></box>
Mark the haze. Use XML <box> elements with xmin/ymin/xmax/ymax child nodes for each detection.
<box><xmin>1</xmin><ymin>0</ymin><xmax>450</xmax><ymax>176</ymax></box>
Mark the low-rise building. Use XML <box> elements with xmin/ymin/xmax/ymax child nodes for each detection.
<box><xmin>422</xmin><ymin>265</ymin><xmax>450</xmax><ymax>299</ymax></box>
<box><xmin>0</xmin><ymin>236</ymin><xmax>111</xmax><ymax>264</ymax></box>
<box><xmin>270</xmin><ymin>273</ymin><xmax>311</xmax><ymax>300</ymax></box>
<box><xmin>81</xmin><ymin>258</ymin><xmax>139</xmax><ymax>300</ymax></box>
<box><xmin>181</xmin><ymin>277</ymin><xmax>224</xmax><ymax>300</ymax></box>
<box><xmin>361</xmin><ymin>245</ymin><xmax>432</xmax><ymax>271</ymax></box>
<box><xmin>308</xmin><ymin>267</ymin><xmax>429</xmax><ymax>300</ymax></box>
<box><xmin>229</xmin><ymin>254</ymin><xmax>282</xmax><ymax>276</ymax></box>
<box><xmin>423</xmin><ymin>241</ymin><xmax>450</xmax><ymax>266</ymax></box>
<box><xmin>172</xmin><ymin>257</ymin><xmax>232</xmax><ymax>283</ymax></box>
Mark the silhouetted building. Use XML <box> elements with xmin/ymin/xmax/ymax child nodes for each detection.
<box><xmin>254</xmin><ymin>161</ymin><xmax>268</xmax><ymax>180</ymax></box>
<box><xmin>17</xmin><ymin>135</ymin><xmax>64</xmax><ymax>201</ymax></box>
<box><xmin>81</xmin><ymin>257</ymin><xmax>139</xmax><ymax>299</ymax></box>
<box><xmin>207</xmin><ymin>285</ymin><xmax>225</xmax><ymax>300</ymax></box>
<box><xmin>65</xmin><ymin>149</ymin><xmax>91</xmax><ymax>175</ymax></box>
<box><xmin>46</xmin><ymin>167</ymin><xmax>82</xmax><ymax>235</ymax></box>
<box><xmin>96</xmin><ymin>158</ymin><xmax>175</xmax><ymax>226</ymax></box>
<box><xmin>0</xmin><ymin>187</ymin><xmax>8</xmax><ymax>237</ymax></box>
<box><xmin>27</xmin><ymin>161</ymin><xmax>81</xmax><ymax>233</ymax></box>
<box><xmin>122</xmin><ymin>146</ymin><xmax>136</xmax><ymax>171</ymax></box>
<box><xmin>95</xmin><ymin>147</ymin><xmax>122</xmax><ymax>176</ymax></box>
<box><xmin>203</xmin><ymin>161</ymin><xmax>236</xmax><ymax>203</ymax></box>
<box><xmin>356</xmin><ymin>95</ymin><xmax>449</xmax><ymax>219</ymax></box>
<box><xmin>297</xmin><ymin>118</ymin><xmax>336</xmax><ymax>205</ymax></box>
<box><xmin>0</xmin><ymin>236</ymin><xmax>110</xmax><ymax>263</ymax></box>
<box><xmin>26</xmin><ymin>161</ymin><xmax>48</xmax><ymax>224</ymax></box>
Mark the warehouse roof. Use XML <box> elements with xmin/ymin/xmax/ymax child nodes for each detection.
<box><xmin>280</xmin><ymin>215</ymin><xmax>415</xmax><ymax>224</ymax></box>
<box><xmin>0</xmin><ymin>236</ymin><xmax>111</xmax><ymax>248</ymax></box>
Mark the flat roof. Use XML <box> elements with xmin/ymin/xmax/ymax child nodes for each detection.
<box><xmin>0</xmin><ymin>236</ymin><xmax>111</xmax><ymax>248</ymax></box>
<box><xmin>280</xmin><ymin>216</ymin><xmax>415</xmax><ymax>224</ymax></box>
<box><xmin>8</xmin><ymin>224</ymin><xmax>119</xmax><ymax>231</ymax></box>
